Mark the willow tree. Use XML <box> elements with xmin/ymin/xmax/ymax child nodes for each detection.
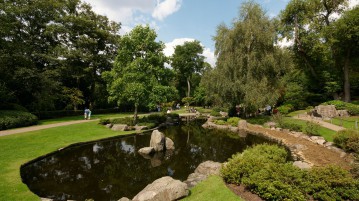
<box><xmin>203</xmin><ymin>1</ymin><xmax>292</xmax><ymax>114</ymax></box>
<box><xmin>103</xmin><ymin>25</ymin><xmax>177</xmax><ymax>122</ymax></box>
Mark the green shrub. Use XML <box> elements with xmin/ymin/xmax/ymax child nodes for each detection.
<box><xmin>0</xmin><ymin>110</ymin><xmax>38</xmax><ymax>130</ymax></box>
<box><xmin>242</xmin><ymin>163</ymin><xmax>308</xmax><ymax>201</ymax></box>
<box><xmin>137</xmin><ymin>122</ymin><xmax>156</xmax><ymax>129</ymax></box>
<box><xmin>145</xmin><ymin>113</ymin><xmax>167</xmax><ymax>123</ymax></box>
<box><xmin>304</xmin><ymin>121</ymin><xmax>320</xmax><ymax>136</ymax></box>
<box><xmin>281</xmin><ymin>122</ymin><xmax>302</xmax><ymax>132</ymax></box>
<box><xmin>214</xmin><ymin>120</ymin><xmax>227</xmax><ymax>125</ymax></box>
<box><xmin>111</xmin><ymin>117</ymin><xmax>134</xmax><ymax>126</ymax></box>
<box><xmin>271</xmin><ymin>113</ymin><xmax>284</xmax><ymax>126</ymax></box>
<box><xmin>246</xmin><ymin>116</ymin><xmax>270</xmax><ymax>125</ymax></box>
<box><xmin>99</xmin><ymin>118</ymin><xmax>111</xmax><ymax>125</ymax></box>
<box><xmin>333</xmin><ymin>129</ymin><xmax>359</xmax><ymax>153</ymax></box>
<box><xmin>221</xmin><ymin>144</ymin><xmax>359</xmax><ymax>201</ymax></box>
<box><xmin>221</xmin><ymin>144</ymin><xmax>288</xmax><ymax>185</ymax></box>
<box><xmin>324</xmin><ymin>100</ymin><xmax>347</xmax><ymax>110</ymax></box>
<box><xmin>307</xmin><ymin>166</ymin><xmax>359</xmax><ymax>201</ymax></box>
<box><xmin>227</xmin><ymin>117</ymin><xmax>241</xmax><ymax>127</ymax></box>
<box><xmin>166</xmin><ymin>113</ymin><xmax>180</xmax><ymax>119</ymax></box>
<box><xmin>346</xmin><ymin>104</ymin><xmax>359</xmax><ymax>115</ymax></box>
<box><xmin>210</xmin><ymin>111</ymin><xmax>221</xmax><ymax>117</ymax></box>
<box><xmin>277</xmin><ymin>104</ymin><xmax>294</xmax><ymax>115</ymax></box>
<box><xmin>323</xmin><ymin>100</ymin><xmax>359</xmax><ymax>115</ymax></box>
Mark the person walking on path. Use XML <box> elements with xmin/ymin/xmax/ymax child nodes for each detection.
<box><xmin>84</xmin><ymin>108</ymin><xmax>91</xmax><ymax>120</ymax></box>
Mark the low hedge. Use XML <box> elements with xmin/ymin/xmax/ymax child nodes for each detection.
<box><xmin>0</xmin><ymin>110</ymin><xmax>38</xmax><ymax>130</ymax></box>
<box><xmin>221</xmin><ymin>144</ymin><xmax>359</xmax><ymax>201</ymax></box>
<box><xmin>99</xmin><ymin>113</ymin><xmax>179</xmax><ymax>129</ymax></box>
<box><xmin>324</xmin><ymin>100</ymin><xmax>359</xmax><ymax>115</ymax></box>
<box><xmin>333</xmin><ymin>129</ymin><xmax>359</xmax><ymax>153</ymax></box>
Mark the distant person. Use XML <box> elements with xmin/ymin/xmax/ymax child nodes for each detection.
<box><xmin>84</xmin><ymin>108</ymin><xmax>91</xmax><ymax>120</ymax></box>
<box><xmin>176</xmin><ymin>103</ymin><xmax>180</xmax><ymax>109</ymax></box>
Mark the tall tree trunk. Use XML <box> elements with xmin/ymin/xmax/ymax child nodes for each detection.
<box><xmin>187</xmin><ymin>77</ymin><xmax>191</xmax><ymax>97</ymax></box>
<box><xmin>134</xmin><ymin>104</ymin><xmax>138</xmax><ymax>124</ymax></box>
<box><xmin>343</xmin><ymin>49</ymin><xmax>351</xmax><ymax>102</ymax></box>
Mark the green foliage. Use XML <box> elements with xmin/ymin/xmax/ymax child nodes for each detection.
<box><xmin>271</xmin><ymin>113</ymin><xmax>284</xmax><ymax>127</ymax></box>
<box><xmin>246</xmin><ymin>116</ymin><xmax>270</xmax><ymax>125</ymax></box>
<box><xmin>103</xmin><ymin>25</ymin><xmax>176</xmax><ymax>119</ymax></box>
<box><xmin>324</xmin><ymin>100</ymin><xmax>359</xmax><ymax>115</ymax></box>
<box><xmin>221</xmin><ymin>144</ymin><xmax>288</xmax><ymax>185</ymax></box>
<box><xmin>171</xmin><ymin>40</ymin><xmax>205</xmax><ymax>98</ymax></box>
<box><xmin>202</xmin><ymin>1</ymin><xmax>292</xmax><ymax>111</ymax></box>
<box><xmin>210</xmin><ymin>111</ymin><xmax>221</xmax><ymax>117</ymax></box>
<box><xmin>222</xmin><ymin>144</ymin><xmax>359</xmax><ymax>201</ymax></box>
<box><xmin>304</xmin><ymin>121</ymin><xmax>320</xmax><ymax>136</ymax></box>
<box><xmin>214</xmin><ymin>120</ymin><xmax>227</xmax><ymax>125</ymax></box>
<box><xmin>182</xmin><ymin>97</ymin><xmax>194</xmax><ymax>107</ymax></box>
<box><xmin>242</xmin><ymin>163</ymin><xmax>308</xmax><ymax>201</ymax></box>
<box><xmin>277</xmin><ymin>104</ymin><xmax>294</xmax><ymax>115</ymax></box>
<box><xmin>281</xmin><ymin>122</ymin><xmax>303</xmax><ymax>132</ymax></box>
<box><xmin>333</xmin><ymin>129</ymin><xmax>359</xmax><ymax>153</ymax></box>
<box><xmin>227</xmin><ymin>117</ymin><xmax>241</xmax><ymax>127</ymax></box>
<box><xmin>99</xmin><ymin>119</ymin><xmax>111</xmax><ymax>125</ymax></box>
<box><xmin>307</xmin><ymin>166</ymin><xmax>359</xmax><ymax>201</ymax></box>
<box><xmin>0</xmin><ymin>110</ymin><xmax>38</xmax><ymax>130</ymax></box>
<box><xmin>111</xmin><ymin>117</ymin><xmax>135</xmax><ymax>126</ymax></box>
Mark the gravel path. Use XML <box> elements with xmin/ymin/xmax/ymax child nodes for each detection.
<box><xmin>293</xmin><ymin>114</ymin><xmax>345</xmax><ymax>132</ymax></box>
<box><xmin>0</xmin><ymin>119</ymin><xmax>97</xmax><ymax>137</ymax></box>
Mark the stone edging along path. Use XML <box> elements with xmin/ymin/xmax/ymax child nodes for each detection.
<box><xmin>203</xmin><ymin>119</ymin><xmax>353</xmax><ymax>170</ymax></box>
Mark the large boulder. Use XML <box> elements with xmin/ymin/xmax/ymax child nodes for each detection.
<box><xmin>315</xmin><ymin>105</ymin><xmax>337</xmax><ymax>118</ymax></box>
<box><xmin>184</xmin><ymin>161</ymin><xmax>221</xmax><ymax>188</ymax></box>
<box><xmin>165</xmin><ymin>137</ymin><xmax>175</xmax><ymax>150</ymax></box>
<box><xmin>112</xmin><ymin>124</ymin><xmax>130</xmax><ymax>131</ymax></box>
<box><xmin>238</xmin><ymin>120</ymin><xmax>248</xmax><ymax>130</ymax></box>
<box><xmin>150</xmin><ymin>130</ymin><xmax>165</xmax><ymax>151</ymax></box>
<box><xmin>138</xmin><ymin>147</ymin><xmax>155</xmax><ymax>155</ymax></box>
<box><xmin>132</xmin><ymin>176</ymin><xmax>189</xmax><ymax>201</ymax></box>
<box><xmin>194</xmin><ymin>161</ymin><xmax>221</xmax><ymax>176</ymax></box>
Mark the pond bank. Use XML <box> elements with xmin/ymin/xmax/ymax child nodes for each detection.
<box><xmin>203</xmin><ymin>118</ymin><xmax>353</xmax><ymax>169</ymax></box>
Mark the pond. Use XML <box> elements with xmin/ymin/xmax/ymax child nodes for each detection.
<box><xmin>21</xmin><ymin>120</ymin><xmax>272</xmax><ymax>201</ymax></box>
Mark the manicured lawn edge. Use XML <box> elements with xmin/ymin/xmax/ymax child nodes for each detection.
<box><xmin>182</xmin><ymin>175</ymin><xmax>243</xmax><ymax>201</ymax></box>
<box><xmin>0</xmin><ymin>121</ymin><xmax>135</xmax><ymax>201</ymax></box>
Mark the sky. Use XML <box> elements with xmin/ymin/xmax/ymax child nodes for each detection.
<box><xmin>82</xmin><ymin>0</ymin><xmax>358</xmax><ymax>66</ymax></box>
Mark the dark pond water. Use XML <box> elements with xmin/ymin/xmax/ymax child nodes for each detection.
<box><xmin>21</xmin><ymin>121</ymin><xmax>272</xmax><ymax>201</ymax></box>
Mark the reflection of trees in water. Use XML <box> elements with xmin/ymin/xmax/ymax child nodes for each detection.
<box><xmin>21</xmin><ymin>123</ymin><xmax>271</xmax><ymax>201</ymax></box>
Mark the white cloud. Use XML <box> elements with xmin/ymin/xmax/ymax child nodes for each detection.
<box><xmin>349</xmin><ymin>0</ymin><xmax>359</xmax><ymax>8</ymax></box>
<box><xmin>276</xmin><ymin>37</ymin><xmax>293</xmax><ymax>48</ymax></box>
<box><xmin>152</xmin><ymin>0</ymin><xmax>182</xmax><ymax>21</ymax></box>
<box><xmin>163</xmin><ymin>38</ymin><xmax>195</xmax><ymax>56</ymax></box>
<box><xmin>164</xmin><ymin>38</ymin><xmax>216</xmax><ymax>67</ymax></box>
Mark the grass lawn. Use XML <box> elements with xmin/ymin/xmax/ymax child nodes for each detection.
<box><xmin>325</xmin><ymin>116</ymin><xmax>359</xmax><ymax>130</ymax></box>
<box><xmin>38</xmin><ymin>112</ymin><xmax>137</xmax><ymax>125</ymax></box>
<box><xmin>0</xmin><ymin>121</ymin><xmax>133</xmax><ymax>201</ymax></box>
<box><xmin>283</xmin><ymin>117</ymin><xmax>336</xmax><ymax>141</ymax></box>
<box><xmin>182</xmin><ymin>175</ymin><xmax>243</xmax><ymax>201</ymax></box>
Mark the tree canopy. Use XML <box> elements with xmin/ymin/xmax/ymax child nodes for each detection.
<box><xmin>103</xmin><ymin>25</ymin><xmax>177</xmax><ymax>121</ymax></box>
<box><xmin>202</xmin><ymin>1</ymin><xmax>294</xmax><ymax>113</ymax></box>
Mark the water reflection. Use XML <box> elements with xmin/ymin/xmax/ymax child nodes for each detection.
<box><xmin>21</xmin><ymin>121</ymin><xmax>271</xmax><ymax>201</ymax></box>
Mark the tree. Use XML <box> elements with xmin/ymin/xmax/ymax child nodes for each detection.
<box><xmin>330</xmin><ymin>6</ymin><xmax>359</xmax><ymax>102</ymax></box>
<box><xmin>203</xmin><ymin>1</ymin><xmax>292</xmax><ymax>114</ymax></box>
<box><xmin>0</xmin><ymin>0</ymin><xmax>120</xmax><ymax>111</ymax></box>
<box><xmin>171</xmin><ymin>41</ymin><xmax>205</xmax><ymax>98</ymax></box>
<box><xmin>103</xmin><ymin>25</ymin><xmax>177</xmax><ymax>122</ymax></box>
<box><xmin>280</xmin><ymin>0</ymin><xmax>351</xmax><ymax>101</ymax></box>
<box><xmin>50</xmin><ymin>1</ymin><xmax>120</xmax><ymax>109</ymax></box>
